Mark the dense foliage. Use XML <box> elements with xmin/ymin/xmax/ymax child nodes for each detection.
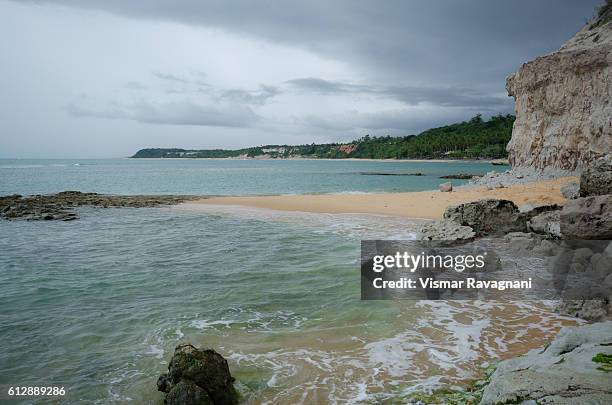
<box><xmin>132</xmin><ymin>114</ymin><xmax>515</xmax><ymax>160</ymax></box>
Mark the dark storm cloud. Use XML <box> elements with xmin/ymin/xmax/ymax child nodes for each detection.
<box><xmin>286</xmin><ymin>78</ymin><xmax>349</xmax><ymax>94</ymax></box>
<box><xmin>286</xmin><ymin>77</ymin><xmax>511</xmax><ymax>110</ymax></box>
<box><xmin>2</xmin><ymin>0</ymin><xmax>603</xmax><ymax>157</ymax></box>
<box><xmin>296</xmin><ymin>108</ymin><xmax>475</xmax><ymax>134</ymax></box>
<box><xmin>219</xmin><ymin>85</ymin><xmax>281</xmax><ymax>105</ymax></box>
<box><xmin>149</xmin><ymin>71</ymin><xmax>281</xmax><ymax>105</ymax></box>
<box><xmin>19</xmin><ymin>0</ymin><xmax>602</xmax><ymax>86</ymax></box>
<box><xmin>66</xmin><ymin>99</ymin><xmax>260</xmax><ymax>127</ymax></box>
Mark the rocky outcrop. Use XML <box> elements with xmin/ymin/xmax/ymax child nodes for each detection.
<box><xmin>560</xmin><ymin>194</ymin><xmax>612</xmax><ymax>239</ymax></box>
<box><xmin>560</xmin><ymin>182</ymin><xmax>580</xmax><ymax>199</ymax></box>
<box><xmin>480</xmin><ymin>321</ymin><xmax>612</xmax><ymax>404</ymax></box>
<box><xmin>0</xmin><ymin>191</ymin><xmax>198</xmax><ymax>221</ymax></box>
<box><xmin>556</xmin><ymin>299</ymin><xmax>610</xmax><ymax>322</ymax></box>
<box><xmin>421</xmin><ymin>200</ymin><xmax>564</xmax><ymax>240</ymax></box>
<box><xmin>505</xmin><ymin>4</ymin><xmax>612</xmax><ymax>170</ymax></box>
<box><xmin>527</xmin><ymin>210</ymin><xmax>562</xmax><ymax>239</ymax></box>
<box><xmin>559</xmin><ymin>157</ymin><xmax>612</xmax><ymax>239</ymax></box>
<box><xmin>157</xmin><ymin>344</ymin><xmax>238</xmax><ymax>405</ymax></box>
<box><xmin>443</xmin><ymin>199</ymin><xmax>525</xmax><ymax>236</ymax></box>
<box><xmin>418</xmin><ymin>219</ymin><xmax>476</xmax><ymax>240</ymax></box>
<box><xmin>579</xmin><ymin>155</ymin><xmax>612</xmax><ymax>196</ymax></box>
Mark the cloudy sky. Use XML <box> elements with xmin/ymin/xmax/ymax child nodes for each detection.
<box><xmin>0</xmin><ymin>0</ymin><xmax>601</xmax><ymax>158</ymax></box>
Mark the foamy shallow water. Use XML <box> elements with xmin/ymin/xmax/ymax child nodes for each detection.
<box><xmin>0</xmin><ymin>206</ymin><xmax>579</xmax><ymax>404</ymax></box>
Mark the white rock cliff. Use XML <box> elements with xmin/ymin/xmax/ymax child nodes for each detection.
<box><xmin>506</xmin><ymin>3</ymin><xmax>612</xmax><ymax>170</ymax></box>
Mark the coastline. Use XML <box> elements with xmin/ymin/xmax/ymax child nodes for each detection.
<box><xmin>126</xmin><ymin>156</ymin><xmax>504</xmax><ymax>164</ymax></box>
<box><xmin>184</xmin><ymin>177</ymin><xmax>576</xmax><ymax>219</ymax></box>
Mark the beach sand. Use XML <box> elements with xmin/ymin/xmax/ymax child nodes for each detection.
<box><xmin>186</xmin><ymin>177</ymin><xmax>577</xmax><ymax>219</ymax></box>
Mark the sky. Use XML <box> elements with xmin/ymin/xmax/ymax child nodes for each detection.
<box><xmin>0</xmin><ymin>0</ymin><xmax>602</xmax><ymax>158</ymax></box>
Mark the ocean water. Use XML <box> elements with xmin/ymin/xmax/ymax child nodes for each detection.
<box><xmin>0</xmin><ymin>159</ymin><xmax>577</xmax><ymax>404</ymax></box>
<box><xmin>0</xmin><ymin>158</ymin><xmax>506</xmax><ymax>196</ymax></box>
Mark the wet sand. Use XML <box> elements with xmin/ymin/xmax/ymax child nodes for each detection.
<box><xmin>185</xmin><ymin>177</ymin><xmax>576</xmax><ymax>219</ymax></box>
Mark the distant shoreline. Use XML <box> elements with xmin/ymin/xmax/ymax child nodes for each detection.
<box><xmin>127</xmin><ymin>156</ymin><xmax>509</xmax><ymax>164</ymax></box>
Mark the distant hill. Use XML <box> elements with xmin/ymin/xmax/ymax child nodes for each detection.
<box><xmin>132</xmin><ymin>114</ymin><xmax>514</xmax><ymax>160</ymax></box>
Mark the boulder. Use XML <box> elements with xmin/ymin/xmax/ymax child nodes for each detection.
<box><xmin>580</xmin><ymin>156</ymin><xmax>612</xmax><ymax>197</ymax></box>
<box><xmin>443</xmin><ymin>199</ymin><xmax>525</xmax><ymax>236</ymax></box>
<box><xmin>519</xmin><ymin>203</ymin><xmax>561</xmax><ymax>221</ymax></box>
<box><xmin>166</xmin><ymin>381</ymin><xmax>213</xmax><ymax>405</ymax></box>
<box><xmin>158</xmin><ymin>344</ymin><xmax>238</xmax><ymax>405</ymax></box>
<box><xmin>438</xmin><ymin>182</ymin><xmax>452</xmax><ymax>192</ymax></box>
<box><xmin>560</xmin><ymin>182</ymin><xmax>580</xmax><ymax>199</ymax></box>
<box><xmin>560</xmin><ymin>195</ymin><xmax>612</xmax><ymax>239</ymax></box>
<box><xmin>527</xmin><ymin>210</ymin><xmax>561</xmax><ymax>239</ymax></box>
<box><xmin>555</xmin><ymin>299</ymin><xmax>609</xmax><ymax>322</ymax></box>
<box><xmin>418</xmin><ymin>220</ymin><xmax>476</xmax><ymax>241</ymax></box>
<box><xmin>480</xmin><ymin>322</ymin><xmax>612</xmax><ymax>404</ymax></box>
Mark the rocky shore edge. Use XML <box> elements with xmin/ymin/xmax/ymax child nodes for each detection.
<box><xmin>415</xmin><ymin>157</ymin><xmax>612</xmax><ymax>404</ymax></box>
<box><xmin>0</xmin><ymin>191</ymin><xmax>201</xmax><ymax>221</ymax></box>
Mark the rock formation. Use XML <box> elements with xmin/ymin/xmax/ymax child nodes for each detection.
<box><xmin>0</xmin><ymin>191</ymin><xmax>198</xmax><ymax>221</ymax></box>
<box><xmin>505</xmin><ymin>2</ymin><xmax>611</xmax><ymax>170</ymax></box>
<box><xmin>480</xmin><ymin>321</ymin><xmax>612</xmax><ymax>404</ymax></box>
<box><xmin>442</xmin><ymin>199</ymin><xmax>525</xmax><ymax>236</ymax></box>
<box><xmin>157</xmin><ymin>344</ymin><xmax>239</xmax><ymax>405</ymax></box>
<box><xmin>579</xmin><ymin>155</ymin><xmax>612</xmax><ymax>196</ymax></box>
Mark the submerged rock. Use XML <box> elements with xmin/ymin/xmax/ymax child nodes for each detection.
<box><xmin>0</xmin><ymin>191</ymin><xmax>198</xmax><ymax>221</ymax></box>
<box><xmin>158</xmin><ymin>344</ymin><xmax>238</xmax><ymax>405</ymax></box>
<box><xmin>439</xmin><ymin>173</ymin><xmax>476</xmax><ymax>179</ymax></box>
<box><xmin>480</xmin><ymin>321</ymin><xmax>612</xmax><ymax>404</ymax></box>
<box><xmin>443</xmin><ymin>199</ymin><xmax>525</xmax><ymax>236</ymax></box>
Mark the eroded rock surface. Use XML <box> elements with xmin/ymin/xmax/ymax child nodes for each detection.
<box><xmin>527</xmin><ymin>210</ymin><xmax>562</xmax><ymax>239</ymax></box>
<box><xmin>580</xmin><ymin>156</ymin><xmax>612</xmax><ymax>197</ymax></box>
<box><xmin>560</xmin><ymin>182</ymin><xmax>580</xmax><ymax>199</ymax></box>
<box><xmin>158</xmin><ymin>344</ymin><xmax>238</xmax><ymax>405</ymax></box>
<box><xmin>505</xmin><ymin>6</ymin><xmax>611</xmax><ymax>170</ymax></box>
<box><xmin>443</xmin><ymin>199</ymin><xmax>525</xmax><ymax>236</ymax></box>
<box><xmin>418</xmin><ymin>219</ymin><xmax>476</xmax><ymax>241</ymax></box>
<box><xmin>0</xmin><ymin>191</ymin><xmax>198</xmax><ymax>221</ymax></box>
<box><xmin>560</xmin><ymin>194</ymin><xmax>612</xmax><ymax>239</ymax></box>
<box><xmin>480</xmin><ymin>321</ymin><xmax>612</xmax><ymax>404</ymax></box>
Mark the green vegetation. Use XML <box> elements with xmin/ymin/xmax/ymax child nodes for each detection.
<box><xmin>592</xmin><ymin>0</ymin><xmax>611</xmax><ymax>28</ymax></box>
<box><xmin>592</xmin><ymin>353</ymin><xmax>612</xmax><ymax>372</ymax></box>
<box><xmin>132</xmin><ymin>114</ymin><xmax>515</xmax><ymax>160</ymax></box>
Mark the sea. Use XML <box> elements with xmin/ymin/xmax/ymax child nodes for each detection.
<box><xmin>0</xmin><ymin>158</ymin><xmax>578</xmax><ymax>403</ymax></box>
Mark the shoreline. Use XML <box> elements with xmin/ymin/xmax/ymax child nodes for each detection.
<box><xmin>184</xmin><ymin>177</ymin><xmax>576</xmax><ymax>219</ymax></box>
<box><xmin>126</xmin><ymin>156</ymin><xmax>507</xmax><ymax>164</ymax></box>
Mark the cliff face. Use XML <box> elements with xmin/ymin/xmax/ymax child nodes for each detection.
<box><xmin>506</xmin><ymin>4</ymin><xmax>612</xmax><ymax>170</ymax></box>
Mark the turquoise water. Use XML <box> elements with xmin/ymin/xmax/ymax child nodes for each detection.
<box><xmin>0</xmin><ymin>158</ymin><xmax>506</xmax><ymax>196</ymax></box>
<box><xmin>1</xmin><ymin>159</ymin><xmax>573</xmax><ymax>404</ymax></box>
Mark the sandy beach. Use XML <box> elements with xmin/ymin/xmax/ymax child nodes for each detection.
<box><xmin>186</xmin><ymin>176</ymin><xmax>577</xmax><ymax>219</ymax></box>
